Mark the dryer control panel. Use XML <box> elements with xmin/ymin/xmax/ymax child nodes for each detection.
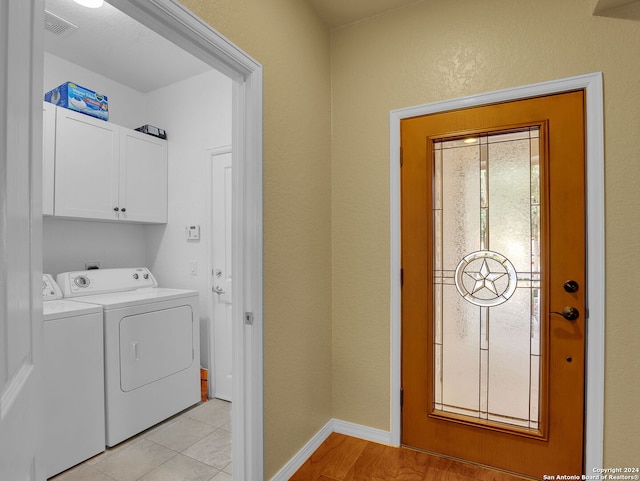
<box><xmin>42</xmin><ymin>274</ymin><xmax>63</xmax><ymax>301</ymax></box>
<box><xmin>57</xmin><ymin>268</ymin><xmax>158</xmax><ymax>297</ymax></box>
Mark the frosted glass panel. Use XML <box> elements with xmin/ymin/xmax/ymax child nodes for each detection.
<box><xmin>488</xmin><ymin>140</ymin><xmax>532</xmax><ymax>272</ymax></box>
<box><xmin>432</xmin><ymin>127</ymin><xmax>541</xmax><ymax>430</ymax></box>
<box><xmin>488</xmin><ymin>288</ymin><xmax>531</xmax><ymax>421</ymax></box>
<box><xmin>441</xmin><ymin>145</ymin><xmax>481</xmax><ymax>268</ymax></box>
<box><xmin>441</xmin><ymin>287</ymin><xmax>480</xmax><ymax>413</ymax></box>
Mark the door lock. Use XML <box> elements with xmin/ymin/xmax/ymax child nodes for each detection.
<box><xmin>563</xmin><ymin>280</ymin><xmax>579</xmax><ymax>293</ymax></box>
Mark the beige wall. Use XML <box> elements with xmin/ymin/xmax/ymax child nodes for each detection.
<box><xmin>179</xmin><ymin>1</ymin><xmax>333</xmax><ymax>478</ymax></box>
<box><xmin>331</xmin><ymin>0</ymin><xmax>640</xmax><ymax>466</ymax></box>
<box><xmin>180</xmin><ymin>0</ymin><xmax>640</xmax><ymax>475</ymax></box>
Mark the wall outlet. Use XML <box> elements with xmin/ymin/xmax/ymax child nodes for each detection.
<box><xmin>85</xmin><ymin>262</ymin><xmax>100</xmax><ymax>270</ymax></box>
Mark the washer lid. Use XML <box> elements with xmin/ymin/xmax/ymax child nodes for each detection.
<box><xmin>70</xmin><ymin>287</ymin><xmax>198</xmax><ymax>310</ymax></box>
<box><xmin>43</xmin><ymin>299</ymin><xmax>103</xmax><ymax>321</ymax></box>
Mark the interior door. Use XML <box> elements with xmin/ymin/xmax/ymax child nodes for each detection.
<box><xmin>401</xmin><ymin>91</ymin><xmax>586</xmax><ymax>478</ymax></box>
<box><xmin>211</xmin><ymin>150</ymin><xmax>233</xmax><ymax>401</ymax></box>
<box><xmin>0</xmin><ymin>0</ymin><xmax>44</xmax><ymax>479</ymax></box>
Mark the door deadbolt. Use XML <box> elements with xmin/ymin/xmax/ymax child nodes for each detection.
<box><xmin>563</xmin><ymin>280</ymin><xmax>579</xmax><ymax>293</ymax></box>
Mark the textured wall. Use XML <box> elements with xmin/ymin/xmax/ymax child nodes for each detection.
<box><xmin>331</xmin><ymin>0</ymin><xmax>640</xmax><ymax>466</ymax></box>
<box><xmin>178</xmin><ymin>1</ymin><xmax>333</xmax><ymax>478</ymax></box>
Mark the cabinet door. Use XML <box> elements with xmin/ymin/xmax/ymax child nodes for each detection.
<box><xmin>119</xmin><ymin>128</ymin><xmax>168</xmax><ymax>223</ymax></box>
<box><xmin>54</xmin><ymin>108</ymin><xmax>120</xmax><ymax>220</ymax></box>
<box><xmin>42</xmin><ymin>102</ymin><xmax>56</xmax><ymax>216</ymax></box>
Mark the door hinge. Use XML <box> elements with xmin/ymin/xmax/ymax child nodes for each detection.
<box><xmin>244</xmin><ymin>311</ymin><xmax>254</xmax><ymax>325</ymax></box>
<box><xmin>400</xmin><ymin>268</ymin><xmax>404</xmax><ymax>287</ymax></box>
<box><xmin>400</xmin><ymin>147</ymin><xmax>403</xmax><ymax>166</ymax></box>
<box><xmin>400</xmin><ymin>388</ymin><xmax>404</xmax><ymax>407</ymax></box>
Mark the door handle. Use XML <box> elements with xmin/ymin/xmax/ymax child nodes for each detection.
<box><xmin>551</xmin><ymin>306</ymin><xmax>580</xmax><ymax>321</ymax></box>
<box><xmin>213</xmin><ymin>285</ymin><xmax>225</xmax><ymax>294</ymax></box>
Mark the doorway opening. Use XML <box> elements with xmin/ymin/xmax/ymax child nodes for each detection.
<box><xmin>41</xmin><ymin>1</ymin><xmax>264</xmax><ymax>479</ymax></box>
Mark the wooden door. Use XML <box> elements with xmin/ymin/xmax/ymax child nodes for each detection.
<box><xmin>401</xmin><ymin>91</ymin><xmax>585</xmax><ymax>478</ymax></box>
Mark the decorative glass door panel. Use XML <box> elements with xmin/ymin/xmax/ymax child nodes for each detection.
<box><xmin>432</xmin><ymin>127</ymin><xmax>542</xmax><ymax>431</ymax></box>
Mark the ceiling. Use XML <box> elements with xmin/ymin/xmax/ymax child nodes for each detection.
<box><xmin>306</xmin><ymin>0</ymin><xmax>424</xmax><ymax>28</ymax></box>
<box><xmin>43</xmin><ymin>0</ymin><xmax>421</xmax><ymax>93</ymax></box>
<box><xmin>44</xmin><ymin>0</ymin><xmax>211</xmax><ymax>93</ymax></box>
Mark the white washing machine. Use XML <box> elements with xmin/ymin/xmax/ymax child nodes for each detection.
<box><xmin>42</xmin><ymin>274</ymin><xmax>105</xmax><ymax>478</ymax></box>
<box><xmin>57</xmin><ymin>267</ymin><xmax>200</xmax><ymax>447</ymax></box>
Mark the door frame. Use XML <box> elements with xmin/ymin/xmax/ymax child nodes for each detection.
<box><xmin>80</xmin><ymin>2</ymin><xmax>264</xmax><ymax>479</ymax></box>
<box><xmin>389</xmin><ymin>73</ymin><xmax>604</xmax><ymax>472</ymax></box>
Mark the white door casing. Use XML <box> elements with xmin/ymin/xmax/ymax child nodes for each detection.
<box><xmin>210</xmin><ymin>148</ymin><xmax>233</xmax><ymax>401</ymax></box>
<box><xmin>0</xmin><ymin>0</ymin><xmax>45</xmax><ymax>480</ymax></box>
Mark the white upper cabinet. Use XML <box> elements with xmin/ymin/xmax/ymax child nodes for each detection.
<box><xmin>43</xmin><ymin>101</ymin><xmax>56</xmax><ymax>216</ymax></box>
<box><xmin>119</xmin><ymin>129</ymin><xmax>168</xmax><ymax>223</ymax></box>
<box><xmin>51</xmin><ymin>106</ymin><xmax>167</xmax><ymax>223</ymax></box>
<box><xmin>54</xmin><ymin>106</ymin><xmax>120</xmax><ymax>221</ymax></box>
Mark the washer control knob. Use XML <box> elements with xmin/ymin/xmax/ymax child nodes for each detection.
<box><xmin>133</xmin><ymin>273</ymin><xmax>139</xmax><ymax>280</ymax></box>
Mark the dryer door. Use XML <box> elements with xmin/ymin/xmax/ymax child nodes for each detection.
<box><xmin>120</xmin><ymin>305</ymin><xmax>194</xmax><ymax>392</ymax></box>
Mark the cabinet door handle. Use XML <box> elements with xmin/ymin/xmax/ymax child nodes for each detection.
<box><xmin>113</xmin><ymin>207</ymin><xmax>119</xmax><ymax>212</ymax></box>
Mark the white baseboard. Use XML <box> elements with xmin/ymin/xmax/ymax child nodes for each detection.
<box><xmin>331</xmin><ymin>419</ymin><xmax>394</xmax><ymax>445</ymax></box>
<box><xmin>269</xmin><ymin>420</ymin><xmax>334</xmax><ymax>481</ymax></box>
<box><xmin>269</xmin><ymin>419</ymin><xmax>394</xmax><ymax>481</ymax></box>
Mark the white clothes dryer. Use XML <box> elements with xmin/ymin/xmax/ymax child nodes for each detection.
<box><xmin>57</xmin><ymin>268</ymin><xmax>200</xmax><ymax>447</ymax></box>
<box><xmin>42</xmin><ymin>274</ymin><xmax>105</xmax><ymax>478</ymax></box>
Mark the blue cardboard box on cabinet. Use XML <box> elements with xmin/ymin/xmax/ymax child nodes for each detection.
<box><xmin>45</xmin><ymin>81</ymin><xmax>109</xmax><ymax>121</ymax></box>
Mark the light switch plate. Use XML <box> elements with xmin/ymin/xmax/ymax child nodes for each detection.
<box><xmin>186</xmin><ymin>225</ymin><xmax>200</xmax><ymax>240</ymax></box>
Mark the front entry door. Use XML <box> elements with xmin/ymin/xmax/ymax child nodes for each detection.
<box><xmin>401</xmin><ymin>91</ymin><xmax>585</xmax><ymax>478</ymax></box>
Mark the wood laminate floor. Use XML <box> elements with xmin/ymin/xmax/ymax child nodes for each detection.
<box><xmin>289</xmin><ymin>433</ymin><xmax>530</xmax><ymax>481</ymax></box>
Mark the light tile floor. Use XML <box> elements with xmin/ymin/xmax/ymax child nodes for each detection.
<box><xmin>50</xmin><ymin>399</ymin><xmax>232</xmax><ymax>481</ymax></box>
